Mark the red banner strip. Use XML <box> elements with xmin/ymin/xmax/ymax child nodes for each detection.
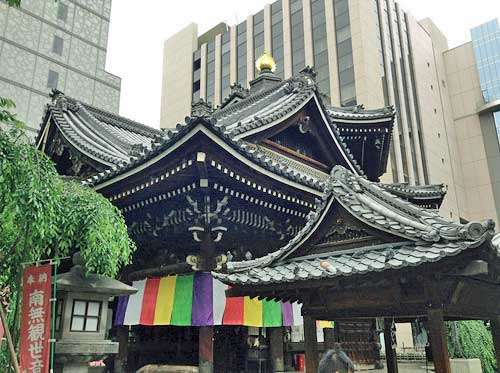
<box><xmin>140</xmin><ymin>278</ymin><xmax>160</xmax><ymax>325</ymax></box>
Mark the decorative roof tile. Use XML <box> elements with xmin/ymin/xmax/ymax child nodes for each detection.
<box><xmin>213</xmin><ymin>165</ymin><xmax>496</xmax><ymax>284</ymax></box>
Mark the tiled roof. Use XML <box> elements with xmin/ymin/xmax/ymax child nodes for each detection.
<box><xmin>380</xmin><ymin>183</ymin><xmax>446</xmax><ymax>200</ymax></box>
<box><xmin>327</xmin><ymin>105</ymin><xmax>395</xmax><ymax>122</ymax></box>
<box><xmin>215</xmin><ymin>240</ymin><xmax>484</xmax><ymax>286</ymax></box>
<box><xmin>42</xmin><ymin>70</ymin><xmax>394</xmax><ymax>189</ymax></box>
<box><xmin>82</xmin><ymin>115</ymin><xmax>325</xmax><ymax>189</ymax></box>
<box><xmin>213</xmin><ymin>165</ymin><xmax>496</xmax><ymax>284</ymax></box>
<box><xmin>38</xmin><ymin>91</ymin><xmax>161</xmax><ymax>166</ymax></box>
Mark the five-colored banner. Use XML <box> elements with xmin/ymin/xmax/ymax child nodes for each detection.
<box><xmin>115</xmin><ymin>272</ymin><xmax>334</xmax><ymax>328</ymax></box>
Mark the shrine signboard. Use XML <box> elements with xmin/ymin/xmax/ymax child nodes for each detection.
<box><xmin>19</xmin><ymin>264</ymin><xmax>52</xmax><ymax>373</ymax></box>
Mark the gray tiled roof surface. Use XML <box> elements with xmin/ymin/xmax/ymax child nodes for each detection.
<box><xmin>42</xmin><ymin>93</ymin><xmax>161</xmax><ymax>166</ymax></box>
<box><xmin>326</xmin><ymin>105</ymin><xmax>395</xmax><ymax>122</ymax></box>
<box><xmin>380</xmin><ymin>183</ymin><xmax>446</xmax><ymax>199</ymax></box>
<box><xmin>83</xmin><ymin>115</ymin><xmax>326</xmax><ymax>189</ymax></box>
<box><xmin>213</xmin><ymin>165</ymin><xmax>496</xmax><ymax>284</ymax></box>
<box><xmin>214</xmin><ymin>240</ymin><xmax>482</xmax><ymax>286</ymax></box>
<box><xmin>44</xmin><ymin>71</ymin><xmax>393</xmax><ymax>189</ymax></box>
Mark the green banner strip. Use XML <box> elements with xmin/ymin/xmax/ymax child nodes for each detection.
<box><xmin>170</xmin><ymin>274</ymin><xmax>194</xmax><ymax>326</ymax></box>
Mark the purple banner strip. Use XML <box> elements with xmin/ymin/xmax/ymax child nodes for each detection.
<box><xmin>191</xmin><ymin>272</ymin><xmax>214</xmax><ymax>326</ymax></box>
<box><xmin>281</xmin><ymin>301</ymin><xmax>293</xmax><ymax>326</ymax></box>
<box><xmin>114</xmin><ymin>296</ymin><xmax>129</xmax><ymax>326</ymax></box>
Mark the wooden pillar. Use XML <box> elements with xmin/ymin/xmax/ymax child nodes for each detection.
<box><xmin>427</xmin><ymin>309</ymin><xmax>451</xmax><ymax>373</ymax></box>
<box><xmin>269</xmin><ymin>327</ymin><xmax>285</xmax><ymax>372</ymax></box>
<box><xmin>490</xmin><ymin>316</ymin><xmax>500</xmax><ymax>370</ymax></box>
<box><xmin>304</xmin><ymin>316</ymin><xmax>318</xmax><ymax>373</ymax></box>
<box><xmin>384</xmin><ymin>319</ymin><xmax>398</xmax><ymax>373</ymax></box>
<box><xmin>324</xmin><ymin>327</ymin><xmax>335</xmax><ymax>350</ymax></box>
<box><xmin>199</xmin><ymin>326</ymin><xmax>214</xmax><ymax>373</ymax></box>
<box><xmin>114</xmin><ymin>326</ymin><xmax>129</xmax><ymax>373</ymax></box>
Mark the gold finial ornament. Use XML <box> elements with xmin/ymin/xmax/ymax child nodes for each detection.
<box><xmin>256</xmin><ymin>53</ymin><xmax>276</xmax><ymax>73</ymax></box>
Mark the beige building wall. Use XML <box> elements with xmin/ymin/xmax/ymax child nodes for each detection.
<box><xmin>407</xmin><ymin>17</ymin><xmax>460</xmax><ymax>221</ymax></box>
<box><xmin>444</xmin><ymin>42</ymin><xmax>499</xmax><ymax>226</ymax></box>
<box><xmin>349</xmin><ymin>0</ymin><xmax>385</xmax><ymax>110</ymax></box>
<box><xmin>349</xmin><ymin>0</ymin><xmax>395</xmax><ymax>184</ymax></box>
<box><xmin>282</xmin><ymin>0</ymin><xmax>293</xmax><ymax>78</ymax></box>
<box><xmin>160</xmin><ymin>23</ymin><xmax>198</xmax><ymax>129</ymax></box>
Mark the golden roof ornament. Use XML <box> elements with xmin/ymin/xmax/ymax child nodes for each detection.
<box><xmin>256</xmin><ymin>53</ymin><xmax>276</xmax><ymax>74</ymax></box>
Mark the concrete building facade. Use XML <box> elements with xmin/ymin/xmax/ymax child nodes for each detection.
<box><xmin>444</xmin><ymin>18</ymin><xmax>500</xmax><ymax>226</ymax></box>
<box><xmin>0</xmin><ymin>0</ymin><xmax>121</xmax><ymax>138</ymax></box>
<box><xmin>160</xmin><ymin>0</ymin><xmax>461</xmax><ymax>222</ymax></box>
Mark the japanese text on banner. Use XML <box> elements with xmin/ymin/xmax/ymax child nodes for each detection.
<box><xmin>19</xmin><ymin>264</ymin><xmax>52</xmax><ymax>373</ymax></box>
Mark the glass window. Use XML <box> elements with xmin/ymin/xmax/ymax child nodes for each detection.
<box><xmin>57</xmin><ymin>2</ymin><xmax>68</xmax><ymax>22</ymax></box>
<box><xmin>334</xmin><ymin>0</ymin><xmax>348</xmax><ymax>16</ymax></box>
<box><xmin>254</xmin><ymin>22</ymin><xmax>264</xmax><ymax>35</ymax></box>
<box><xmin>335</xmin><ymin>14</ymin><xmax>349</xmax><ymax>30</ymax></box>
<box><xmin>336</xmin><ymin>26</ymin><xmax>351</xmax><ymax>44</ymax></box>
<box><xmin>254</xmin><ymin>10</ymin><xmax>264</xmax><ymax>23</ymax></box>
<box><xmin>314</xmin><ymin>50</ymin><xmax>328</xmax><ymax>67</ymax></box>
<box><xmin>337</xmin><ymin>39</ymin><xmax>352</xmax><ymax>58</ymax></box>
<box><xmin>47</xmin><ymin>70</ymin><xmax>59</xmax><ymax>89</ymax></box>
<box><xmin>207</xmin><ymin>41</ymin><xmax>215</xmax><ymax>53</ymax></box>
<box><xmin>52</xmin><ymin>35</ymin><xmax>64</xmax><ymax>55</ymax></box>
<box><xmin>338</xmin><ymin>54</ymin><xmax>353</xmax><ymax>71</ymax></box>
<box><xmin>334</xmin><ymin>0</ymin><xmax>356</xmax><ymax>106</ymax></box>
<box><xmin>339</xmin><ymin>67</ymin><xmax>355</xmax><ymax>85</ymax></box>
<box><xmin>70</xmin><ymin>300</ymin><xmax>101</xmax><ymax>332</ymax></box>
<box><xmin>290</xmin><ymin>0</ymin><xmax>302</xmax><ymax>13</ymax></box>
<box><xmin>193</xmin><ymin>80</ymin><xmax>200</xmax><ymax>92</ymax></box>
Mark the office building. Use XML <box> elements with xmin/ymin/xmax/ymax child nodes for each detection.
<box><xmin>0</xmin><ymin>0</ymin><xmax>121</xmax><ymax>137</ymax></box>
<box><xmin>160</xmin><ymin>0</ymin><xmax>461</xmax><ymax>222</ymax></box>
<box><xmin>443</xmin><ymin>18</ymin><xmax>500</xmax><ymax>226</ymax></box>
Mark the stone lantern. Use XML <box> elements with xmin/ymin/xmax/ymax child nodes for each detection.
<box><xmin>53</xmin><ymin>254</ymin><xmax>137</xmax><ymax>373</ymax></box>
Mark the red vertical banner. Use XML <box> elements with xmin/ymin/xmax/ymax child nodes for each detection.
<box><xmin>19</xmin><ymin>264</ymin><xmax>52</xmax><ymax>373</ymax></box>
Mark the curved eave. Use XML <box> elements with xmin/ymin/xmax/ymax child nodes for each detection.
<box><xmin>222</xmin><ymin>166</ymin><xmax>495</xmax><ymax>274</ymax></box>
<box><xmin>87</xmin><ymin>122</ymin><xmax>323</xmax><ymax>197</ymax></box>
<box><xmin>48</xmin><ymin>113</ymin><xmax>119</xmax><ymax>168</ymax></box>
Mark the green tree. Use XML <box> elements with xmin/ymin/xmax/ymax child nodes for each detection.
<box><xmin>6</xmin><ymin>0</ymin><xmax>21</xmax><ymax>7</ymax></box>
<box><xmin>0</xmin><ymin>100</ymin><xmax>136</xmax><ymax>368</ymax></box>
<box><xmin>447</xmin><ymin>320</ymin><xmax>497</xmax><ymax>373</ymax></box>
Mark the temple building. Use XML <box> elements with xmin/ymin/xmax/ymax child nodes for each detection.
<box><xmin>35</xmin><ymin>56</ymin><xmax>500</xmax><ymax>373</ymax></box>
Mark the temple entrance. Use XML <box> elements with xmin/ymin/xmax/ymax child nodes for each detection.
<box><xmin>214</xmin><ymin>326</ymin><xmax>248</xmax><ymax>372</ymax></box>
<box><xmin>127</xmin><ymin>326</ymin><xmax>199</xmax><ymax>370</ymax></box>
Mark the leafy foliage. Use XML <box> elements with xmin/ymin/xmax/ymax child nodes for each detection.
<box><xmin>0</xmin><ymin>99</ymin><xmax>136</xmax><ymax>366</ymax></box>
<box><xmin>0</xmin><ymin>98</ymin><xmax>23</xmax><ymax>129</ymax></box>
<box><xmin>0</xmin><ymin>123</ymin><xmax>136</xmax><ymax>285</ymax></box>
<box><xmin>56</xmin><ymin>181</ymin><xmax>135</xmax><ymax>277</ymax></box>
<box><xmin>6</xmin><ymin>0</ymin><xmax>21</xmax><ymax>7</ymax></box>
<box><xmin>446</xmin><ymin>320</ymin><xmax>497</xmax><ymax>373</ymax></box>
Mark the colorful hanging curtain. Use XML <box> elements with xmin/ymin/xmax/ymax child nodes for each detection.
<box><xmin>114</xmin><ymin>273</ymin><xmax>334</xmax><ymax>328</ymax></box>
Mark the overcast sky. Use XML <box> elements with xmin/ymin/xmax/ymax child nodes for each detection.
<box><xmin>106</xmin><ymin>0</ymin><xmax>500</xmax><ymax>128</ymax></box>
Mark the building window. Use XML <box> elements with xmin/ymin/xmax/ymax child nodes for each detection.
<box><xmin>55</xmin><ymin>299</ymin><xmax>64</xmax><ymax>332</ymax></box>
<box><xmin>52</xmin><ymin>35</ymin><xmax>64</xmax><ymax>55</ymax></box>
<box><xmin>70</xmin><ymin>300</ymin><xmax>101</xmax><ymax>332</ymax></box>
<box><xmin>47</xmin><ymin>70</ymin><xmax>59</xmax><ymax>89</ymax></box>
<box><xmin>57</xmin><ymin>2</ymin><xmax>69</xmax><ymax>22</ymax></box>
<box><xmin>334</xmin><ymin>0</ymin><xmax>356</xmax><ymax>106</ymax></box>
